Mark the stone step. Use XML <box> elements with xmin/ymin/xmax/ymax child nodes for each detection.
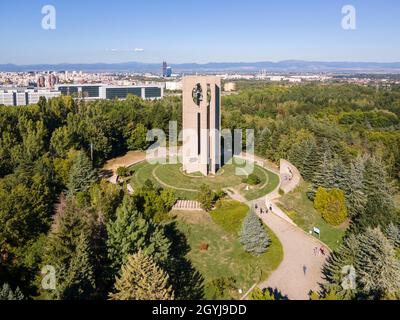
<box><xmin>172</xmin><ymin>200</ymin><xmax>202</xmax><ymax>211</ymax></box>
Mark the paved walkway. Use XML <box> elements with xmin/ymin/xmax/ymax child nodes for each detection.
<box><xmin>240</xmin><ymin>156</ymin><xmax>328</xmax><ymax>300</ymax></box>
<box><xmin>279</xmin><ymin>159</ymin><xmax>302</xmax><ymax>194</ymax></box>
<box><xmin>257</xmin><ymin>212</ymin><xmax>328</xmax><ymax>300</ymax></box>
<box><xmin>104</xmin><ymin>151</ymin><xmax>328</xmax><ymax>299</ymax></box>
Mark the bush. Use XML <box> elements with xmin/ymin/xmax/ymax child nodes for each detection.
<box><xmin>314</xmin><ymin>187</ymin><xmax>348</xmax><ymax>226</ymax></box>
<box><xmin>242</xmin><ymin>173</ymin><xmax>261</xmax><ymax>186</ymax></box>
<box><xmin>215</xmin><ymin>189</ymin><xmax>228</xmax><ymax>199</ymax></box>
<box><xmin>197</xmin><ymin>184</ymin><xmax>218</xmax><ymax>212</ymax></box>
<box><xmin>205</xmin><ymin>277</ymin><xmax>237</xmax><ymax>300</ymax></box>
<box><xmin>117</xmin><ymin>167</ymin><xmax>129</xmax><ymax>177</ymax></box>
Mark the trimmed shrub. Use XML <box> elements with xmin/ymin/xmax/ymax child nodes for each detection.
<box><xmin>314</xmin><ymin>187</ymin><xmax>348</xmax><ymax>226</ymax></box>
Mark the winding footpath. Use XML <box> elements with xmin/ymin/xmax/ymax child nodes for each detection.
<box><xmin>258</xmin><ymin>212</ymin><xmax>328</xmax><ymax>300</ymax></box>
<box><xmin>104</xmin><ymin>151</ymin><xmax>330</xmax><ymax>300</ymax></box>
<box><xmin>243</xmin><ymin>158</ymin><xmax>329</xmax><ymax>300</ymax></box>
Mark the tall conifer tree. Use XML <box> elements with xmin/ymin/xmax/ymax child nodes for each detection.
<box><xmin>109</xmin><ymin>251</ymin><xmax>174</xmax><ymax>300</ymax></box>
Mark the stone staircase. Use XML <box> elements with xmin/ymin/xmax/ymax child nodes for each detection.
<box><xmin>172</xmin><ymin>200</ymin><xmax>202</xmax><ymax>211</ymax></box>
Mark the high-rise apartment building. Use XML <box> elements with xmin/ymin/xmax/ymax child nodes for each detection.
<box><xmin>162</xmin><ymin>61</ymin><xmax>168</xmax><ymax>77</ymax></box>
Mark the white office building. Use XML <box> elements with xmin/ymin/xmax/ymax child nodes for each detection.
<box><xmin>165</xmin><ymin>81</ymin><xmax>183</xmax><ymax>91</ymax></box>
<box><xmin>55</xmin><ymin>84</ymin><xmax>164</xmax><ymax>100</ymax></box>
<box><xmin>0</xmin><ymin>87</ymin><xmax>61</xmax><ymax>106</ymax></box>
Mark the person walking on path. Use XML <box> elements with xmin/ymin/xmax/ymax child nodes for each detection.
<box><xmin>303</xmin><ymin>265</ymin><xmax>307</xmax><ymax>276</ymax></box>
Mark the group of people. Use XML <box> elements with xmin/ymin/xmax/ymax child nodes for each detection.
<box><xmin>254</xmin><ymin>203</ymin><xmax>273</xmax><ymax>215</ymax></box>
<box><xmin>304</xmin><ymin>247</ymin><xmax>327</xmax><ymax>277</ymax></box>
<box><xmin>283</xmin><ymin>167</ymin><xmax>294</xmax><ymax>182</ymax></box>
<box><xmin>313</xmin><ymin>246</ymin><xmax>326</xmax><ymax>256</ymax></box>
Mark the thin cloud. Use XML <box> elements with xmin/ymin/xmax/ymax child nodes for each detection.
<box><xmin>106</xmin><ymin>48</ymin><xmax>144</xmax><ymax>52</ymax></box>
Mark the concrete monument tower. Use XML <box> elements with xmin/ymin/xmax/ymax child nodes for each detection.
<box><xmin>182</xmin><ymin>76</ymin><xmax>221</xmax><ymax>176</ymax></box>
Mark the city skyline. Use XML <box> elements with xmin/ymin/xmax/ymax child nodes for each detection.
<box><xmin>1</xmin><ymin>0</ymin><xmax>400</xmax><ymax>65</ymax></box>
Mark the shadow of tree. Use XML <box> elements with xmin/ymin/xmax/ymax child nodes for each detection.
<box><xmin>99</xmin><ymin>169</ymin><xmax>114</xmax><ymax>179</ymax></box>
<box><xmin>266</xmin><ymin>287</ymin><xmax>289</xmax><ymax>300</ymax></box>
<box><xmin>164</xmin><ymin>222</ymin><xmax>205</xmax><ymax>300</ymax></box>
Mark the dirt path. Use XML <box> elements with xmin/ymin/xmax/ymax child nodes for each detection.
<box><xmin>102</xmin><ymin>151</ymin><xmax>146</xmax><ymax>184</ymax></box>
<box><xmin>103</xmin><ymin>151</ymin><xmax>146</xmax><ymax>173</ymax></box>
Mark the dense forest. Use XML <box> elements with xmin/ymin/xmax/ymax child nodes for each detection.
<box><xmin>0</xmin><ymin>83</ymin><xmax>399</xmax><ymax>300</ymax></box>
<box><xmin>223</xmin><ymin>83</ymin><xmax>400</xmax><ymax>299</ymax></box>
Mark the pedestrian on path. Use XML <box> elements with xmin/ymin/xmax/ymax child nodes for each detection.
<box><xmin>303</xmin><ymin>265</ymin><xmax>307</xmax><ymax>276</ymax></box>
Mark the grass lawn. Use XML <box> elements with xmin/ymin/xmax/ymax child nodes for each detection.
<box><xmin>129</xmin><ymin>159</ymin><xmax>279</xmax><ymax>201</ymax></box>
<box><xmin>277</xmin><ymin>182</ymin><xmax>347</xmax><ymax>251</ymax></box>
<box><xmin>172</xmin><ymin>200</ymin><xmax>283</xmax><ymax>299</ymax></box>
<box><xmin>239</xmin><ymin>166</ymin><xmax>280</xmax><ymax>201</ymax></box>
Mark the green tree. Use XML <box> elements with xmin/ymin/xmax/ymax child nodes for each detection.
<box><xmin>0</xmin><ymin>131</ymin><xmax>17</xmax><ymax>177</ymax></box>
<box><xmin>153</xmin><ymin>188</ymin><xmax>176</xmax><ymax>221</ymax></box>
<box><xmin>42</xmin><ymin>198</ymin><xmax>94</xmax><ymax>300</ymax></box>
<box><xmin>197</xmin><ymin>184</ymin><xmax>216</xmax><ymax>212</ymax></box>
<box><xmin>0</xmin><ymin>283</ymin><xmax>25</xmax><ymax>300</ymax></box>
<box><xmin>301</xmin><ymin>139</ymin><xmax>319</xmax><ymax>182</ymax></box>
<box><xmin>63</xmin><ymin>232</ymin><xmax>96</xmax><ymax>300</ymax></box>
<box><xmin>308</xmin><ymin>143</ymin><xmax>334</xmax><ymax>200</ymax></box>
<box><xmin>310</xmin><ymin>288</ymin><xmax>345</xmax><ymax>300</ymax></box>
<box><xmin>345</xmin><ymin>159</ymin><xmax>367</xmax><ymax>219</ymax></box>
<box><xmin>356</xmin><ymin>157</ymin><xmax>396</xmax><ymax>231</ymax></box>
<box><xmin>116</xmin><ymin>166</ymin><xmax>129</xmax><ymax>177</ymax></box>
<box><xmin>242</xmin><ymin>173</ymin><xmax>261</xmax><ymax>186</ymax></box>
<box><xmin>18</xmin><ymin>118</ymin><xmax>47</xmax><ymax>162</ymax></box>
<box><xmin>50</xmin><ymin>126</ymin><xmax>74</xmax><ymax>158</ymax></box>
<box><xmin>331</xmin><ymin>156</ymin><xmax>349</xmax><ymax>192</ymax></box>
<box><xmin>239</xmin><ymin>210</ymin><xmax>270</xmax><ymax>255</ymax></box>
<box><xmin>314</xmin><ymin>187</ymin><xmax>348</xmax><ymax>226</ymax></box>
<box><xmin>250</xmin><ymin>288</ymin><xmax>275</xmax><ymax>300</ymax></box>
<box><xmin>106</xmin><ymin>199</ymin><xmax>171</xmax><ymax>275</ymax></box>
<box><xmin>109</xmin><ymin>250</ymin><xmax>174</xmax><ymax>300</ymax></box>
<box><xmin>67</xmin><ymin>151</ymin><xmax>97</xmax><ymax>195</ymax></box>
<box><xmin>322</xmin><ymin>233</ymin><xmax>359</xmax><ymax>300</ymax></box>
<box><xmin>385</xmin><ymin>223</ymin><xmax>400</xmax><ymax>248</ymax></box>
<box><xmin>323</xmin><ymin>228</ymin><xmax>400</xmax><ymax>300</ymax></box>
<box><xmin>127</xmin><ymin>123</ymin><xmax>149</xmax><ymax>151</ymax></box>
<box><xmin>356</xmin><ymin>228</ymin><xmax>400</xmax><ymax>299</ymax></box>
<box><xmin>0</xmin><ymin>170</ymin><xmax>53</xmax><ymax>249</ymax></box>
<box><xmin>53</xmin><ymin>149</ymin><xmax>80</xmax><ymax>188</ymax></box>
<box><xmin>89</xmin><ymin>180</ymin><xmax>123</xmax><ymax>222</ymax></box>
<box><xmin>205</xmin><ymin>277</ymin><xmax>237</xmax><ymax>300</ymax></box>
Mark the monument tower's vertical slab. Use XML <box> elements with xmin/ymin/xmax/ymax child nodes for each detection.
<box><xmin>182</xmin><ymin>76</ymin><xmax>221</xmax><ymax>176</ymax></box>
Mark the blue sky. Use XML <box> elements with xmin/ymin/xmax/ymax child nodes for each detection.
<box><xmin>0</xmin><ymin>0</ymin><xmax>399</xmax><ymax>64</ymax></box>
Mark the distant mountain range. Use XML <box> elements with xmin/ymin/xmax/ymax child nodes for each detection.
<box><xmin>1</xmin><ymin>60</ymin><xmax>400</xmax><ymax>73</ymax></box>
